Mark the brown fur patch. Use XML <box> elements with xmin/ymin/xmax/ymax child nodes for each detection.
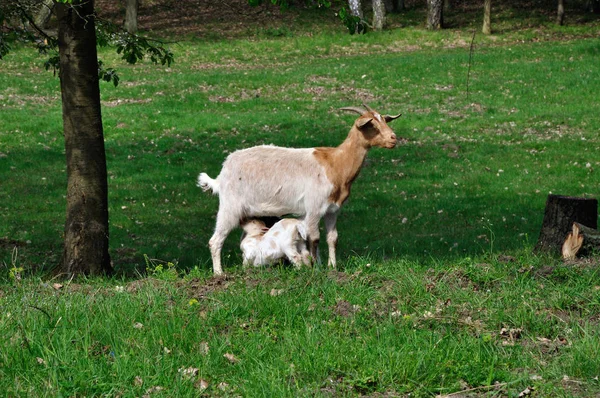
<box><xmin>313</xmin><ymin>130</ymin><xmax>369</xmax><ymax>205</ymax></box>
<box><xmin>313</xmin><ymin>110</ymin><xmax>398</xmax><ymax>205</ymax></box>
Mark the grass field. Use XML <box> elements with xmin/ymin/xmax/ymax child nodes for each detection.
<box><xmin>1</xmin><ymin>3</ymin><xmax>600</xmax><ymax>395</ymax></box>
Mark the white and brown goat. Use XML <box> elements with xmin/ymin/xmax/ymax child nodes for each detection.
<box><xmin>240</xmin><ymin>218</ymin><xmax>311</xmax><ymax>267</ymax></box>
<box><xmin>198</xmin><ymin>105</ymin><xmax>401</xmax><ymax>275</ymax></box>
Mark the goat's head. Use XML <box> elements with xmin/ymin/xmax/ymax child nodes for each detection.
<box><xmin>241</xmin><ymin>219</ymin><xmax>269</xmax><ymax>237</ymax></box>
<box><xmin>340</xmin><ymin>104</ymin><xmax>401</xmax><ymax>149</ymax></box>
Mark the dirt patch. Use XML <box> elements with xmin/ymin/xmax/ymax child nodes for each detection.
<box><xmin>125</xmin><ymin>277</ymin><xmax>167</xmax><ymax>293</ymax></box>
<box><xmin>178</xmin><ymin>275</ymin><xmax>232</xmax><ymax>299</ymax></box>
<box><xmin>332</xmin><ymin>299</ymin><xmax>360</xmax><ymax>317</ymax></box>
<box><xmin>327</xmin><ymin>270</ymin><xmax>351</xmax><ymax>284</ymax></box>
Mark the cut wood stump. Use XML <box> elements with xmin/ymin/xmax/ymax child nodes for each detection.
<box><xmin>535</xmin><ymin>194</ymin><xmax>598</xmax><ymax>256</ymax></box>
<box><xmin>562</xmin><ymin>222</ymin><xmax>600</xmax><ymax>260</ymax></box>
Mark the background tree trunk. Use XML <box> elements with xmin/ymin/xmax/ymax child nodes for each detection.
<box><xmin>56</xmin><ymin>0</ymin><xmax>112</xmax><ymax>276</ymax></box>
<box><xmin>482</xmin><ymin>0</ymin><xmax>492</xmax><ymax>34</ymax></box>
<box><xmin>348</xmin><ymin>0</ymin><xmax>363</xmax><ymax>18</ymax></box>
<box><xmin>33</xmin><ymin>0</ymin><xmax>55</xmax><ymax>29</ymax></box>
<box><xmin>387</xmin><ymin>0</ymin><xmax>404</xmax><ymax>12</ymax></box>
<box><xmin>124</xmin><ymin>0</ymin><xmax>139</xmax><ymax>34</ymax></box>
<box><xmin>556</xmin><ymin>0</ymin><xmax>565</xmax><ymax>25</ymax></box>
<box><xmin>372</xmin><ymin>0</ymin><xmax>386</xmax><ymax>30</ymax></box>
<box><xmin>427</xmin><ymin>0</ymin><xmax>443</xmax><ymax>30</ymax></box>
<box><xmin>535</xmin><ymin>194</ymin><xmax>598</xmax><ymax>256</ymax></box>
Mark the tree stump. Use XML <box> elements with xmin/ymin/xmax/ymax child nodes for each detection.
<box><xmin>535</xmin><ymin>194</ymin><xmax>598</xmax><ymax>256</ymax></box>
<box><xmin>562</xmin><ymin>222</ymin><xmax>600</xmax><ymax>259</ymax></box>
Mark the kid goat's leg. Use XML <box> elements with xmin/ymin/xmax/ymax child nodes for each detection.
<box><xmin>324</xmin><ymin>212</ymin><xmax>338</xmax><ymax>268</ymax></box>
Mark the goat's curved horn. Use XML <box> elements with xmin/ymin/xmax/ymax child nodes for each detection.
<box><xmin>384</xmin><ymin>113</ymin><xmax>402</xmax><ymax>122</ymax></box>
<box><xmin>339</xmin><ymin>106</ymin><xmax>367</xmax><ymax>115</ymax></box>
<box><xmin>362</xmin><ymin>103</ymin><xmax>374</xmax><ymax>112</ymax></box>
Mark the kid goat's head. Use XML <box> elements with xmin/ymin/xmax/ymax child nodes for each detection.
<box><xmin>340</xmin><ymin>104</ymin><xmax>402</xmax><ymax>149</ymax></box>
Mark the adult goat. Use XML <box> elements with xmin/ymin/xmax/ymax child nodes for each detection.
<box><xmin>198</xmin><ymin>104</ymin><xmax>401</xmax><ymax>275</ymax></box>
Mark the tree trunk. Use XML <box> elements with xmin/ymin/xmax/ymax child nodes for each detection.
<box><xmin>348</xmin><ymin>0</ymin><xmax>363</xmax><ymax>18</ymax></box>
<box><xmin>562</xmin><ymin>222</ymin><xmax>600</xmax><ymax>259</ymax></box>
<box><xmin>482</xmin><ymin>0</ymin><xmax>492</xmax><ymax>34</ymax></box>
<box><xmin>590</xmin><ymin>0</ymin><xmax>600</xmax><ymax>13</ymax></box>
<box><xmin>124</xmin><ymin>0</ymin><xmax>139</xmax><ymax>34</ymax></box>
<box><xmin>56</xmin><ymin>0</ymin><xmax>112</xmax><ymax>276</ymax></box>
<box><xmin>427</xmin><ymin>0</ymin><xmax>443</xmax><ymax>30</ymax></box>
<box><xmin>556</xmin><ymin>0</ymin><xmax>565</xmax><ymax>25</ymax></box>
<box><xmin>535</xmin><ymin>194</ymin><xmax>598</xmax><ymax>256</ymax></box>
<box><xmin>372</xmin><ymin>0</ymin><xmax>386</xmax><ymax>30</ymax></box>
<box><xmin>33</xmin><ymin>0</ymin><xmax>55</xmax><ymax>29</ymax></box>
<box><xmin>387</xmin><ymin>0</ymin><xmax>404</xmax><ymax>12</ymax></box>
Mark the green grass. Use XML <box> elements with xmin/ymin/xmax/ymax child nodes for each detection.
<box><xmin>1</xmin><ymin>255</ymin><xmax>599</xmax><ymax>396</ymax></box>
<box><xmin>1</xmin><ymin>9</ymin><xmax>600</xmax><ymax>395</ymax></box>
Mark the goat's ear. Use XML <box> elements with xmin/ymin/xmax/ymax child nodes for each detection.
<box><xmin>356</xmin><ymin>117</ymin><xmax>373</xmax><ymax>129</ymax></box>
<box><xmin>384</xmin><ymin>114</ymin><xmax>402</xmax><ymax>123</ymax></box>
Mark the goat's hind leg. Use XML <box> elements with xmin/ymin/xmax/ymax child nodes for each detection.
<box><xmin>208</xmin><ymin>209</ymin><xmax>239</xmax><ymax>275</ymax></box>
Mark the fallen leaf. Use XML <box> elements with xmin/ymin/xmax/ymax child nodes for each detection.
<box><xmin>36</xmin><ymin>357</ymin><xmax>46</xmax><ymax>365</ymax></box>
<box><xmin>195</xmin><ymin>379</ymin><xmax>209</xmax><ymax>390</ymax></box>
<box><xmin>218</xmin><ymin>382</ymin><xmax>229</xmax><ymax>391</ymax></box>
<box><xmin>52</xmin><ymin>283</ymin><xmax>63</xmax><ymax>290</ymax></box>
<box><xmin>224</xmin><ymin>353</ymin><xmax>239</xmax><ymax>364</ymax></box>
<box><xmin>199</xmin><ymin>341</ymin><xmax>209</xmax><ymax>355</ymax></box>
<box><xmin>270</xmin><ymin>288</ymin><xmax>285</xmax><ymax>296</ymax></box>
<box><xmin>178</xmin><ymin>367</ymin><xmax>199</xmax><ymax>379</ymax></box>
<box><xmin>518</xmin><ymin>386</ymin><xmax>533</xmax><ymax>397</ymax></box>
<box><xmin>134</xmin><ymin>376</ymin><xmax>143</xmax><ymax>386</ymax></box>
<box><xmin>133</xmin><ymin>322</ymin><xmax>144</xmax><ymax>329</ymax></box>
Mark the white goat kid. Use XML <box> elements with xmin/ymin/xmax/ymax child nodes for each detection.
<box><xmin>198</xmin><ymin>104</ymin><xmax>401</xmax><ymax>275</ymax></box>
<box><xmin>240</xmin><ymin>218</ymin><xmax>311</xmax><ymax>267</ymax></box>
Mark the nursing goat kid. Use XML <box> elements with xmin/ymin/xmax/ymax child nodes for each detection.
<box><xmin>240</xmin><ymin>218</ymin><xmax>311</xmax><ymax>267</ymax></box>
<box><xmin>198</xmin><ymin>105</ymin><xmax>401</xmax><ymax>275</ymax></box>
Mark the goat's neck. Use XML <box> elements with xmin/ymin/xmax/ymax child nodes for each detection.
<box><xmin>313</xmin><ymin>127</ymin><xmax>370</xmax><ymax>206</ymax></box>
<box><xmin>335</xmin><ymin>128</ymin><xmax>370</xmax><ymax>179</ymax></box>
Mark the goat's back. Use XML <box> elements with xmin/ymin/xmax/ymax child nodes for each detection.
<box><xmin>217</xmin><ymin>145</ymin><xmax>334</xmax><ymax>217</ymax></box>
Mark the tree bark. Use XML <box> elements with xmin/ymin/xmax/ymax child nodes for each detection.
<box><xmin>562</xmin><ymin>222</ymin><xmax>600</xmax><ymax>259</ymax></box>
<box><xmin>348</xmin><ymin>0</ymin><xmax>363</xmax><ymax>18</ymax></box>
<box><xmin>56</xmin><ymin>0</ymin><xmax>112</xmax><ymax>276</ymax></box>
<box><xmin>387</xmin><ymin>0</ymin><xmax>404</xmax><ymax>12</ymax></box>
<box><xmin>535</xmin><ymin>194</ymin><xmax>598</xmax><ymax>256</ymax></box>
<box><xmin>482</xmin><ymin>0</ymin><xmax>492</xmax><ymax>34</ymax></box>
<box><xmin>427</xmin><ymin>0</ymin><xmax>443</xmax><ymax>30</ymax></box>
<box><xmin>33</xmin><ymin>0</ymin><xmax>55</xmax><ymax>29</ymax></box>
<box><xmin>124</xmin><ymin>0</ymin><xmax>139</xmax><ymax>34</ymax></box>
<box><xmin>372</xmin><ymin>0</ymin><xmax>386</xmax><ymax>30</ymax></box>
<box><xmin>556</xmin><ymin>0</ymin><xmax>565</xmax><ymax>25</ymax></box>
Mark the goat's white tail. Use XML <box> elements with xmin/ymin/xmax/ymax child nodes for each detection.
<box><xmin>197</xmin><ymin>172</ymin><xmax>219</xmax><ymax>195</ymax></box>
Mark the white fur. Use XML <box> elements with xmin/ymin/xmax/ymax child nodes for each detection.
<box><xmin>199</xmin><ymin>145</ymin><xmax>334</xmax><ymax>275</ymax></box>
<box><xmin>240</xmin><ymin>219</ymin><xmax>311</xmax><ymax>267</ymax></box>
<box><xmin>199</xmin><ymin>107</ymin><xmax>400</xmax><ymax>275</ymax></box>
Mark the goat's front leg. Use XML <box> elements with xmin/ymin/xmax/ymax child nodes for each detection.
<box><xmin>305</xmin><ymin>215</ymin><xmax>321</xmax><ymax>265</ymax></box>
<box><xmin>324</xmin><ymin>212</ymin><xmax>338</xmax><ymax>268</ymax></box>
